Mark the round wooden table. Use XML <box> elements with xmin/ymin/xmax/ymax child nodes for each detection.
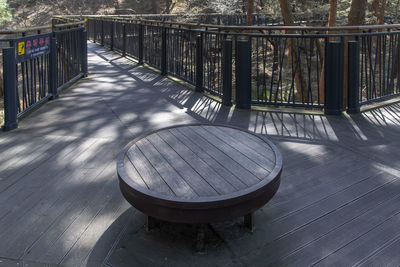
<box><xmin>117</xmin><ymin>124</ymin><xmax>282</xmax><ymax>250</ymax></box>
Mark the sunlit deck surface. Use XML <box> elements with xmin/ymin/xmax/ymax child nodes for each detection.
<box><xmin>1</xmin><ymin>42</ymin><xmax>400</xmax><ymax>267</ymax></box>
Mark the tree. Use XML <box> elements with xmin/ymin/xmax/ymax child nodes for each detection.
<box><xmin>247</xmin><ymin>0</ymin><xmax>253</xmax><ymax>26</ymax></box>
<box><xmin>328</xmin><ymin>0</ymin><xmax>337</xmax><ymax>26</ymax></box>
<box><xmin>279</xmin><ymin>0</ymin><xmax>306</xmax><ymax>102</ymax></box>
<box><xmin>0</xmin><ymin>0</ymin><xmax>12</xmax><ymax>97</ymax></box>
<box><xmin>319</xmin><ymin>0</ymin><xmax>337</xmax><ymax>102</ymax></box>
<box><xmin>348</xmin><ymin>0</ymin><xmax>367</xmax><ymax>26</ymax></box>
<box><xmin>0</xmin><ymin>0</ymin><xmax>12</xmax><ymax>23</ymax></box>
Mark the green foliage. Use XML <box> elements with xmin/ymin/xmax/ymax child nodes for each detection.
<box><xmin>0</xmin><ymin>0</ymin><xmax>12</xmax><ymax>23</ymax></box>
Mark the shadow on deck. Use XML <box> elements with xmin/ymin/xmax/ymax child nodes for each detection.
<box><xmin>0</xmin><ymin>42</ymin><xmax>400</xmax><ymax>266</ymax></box>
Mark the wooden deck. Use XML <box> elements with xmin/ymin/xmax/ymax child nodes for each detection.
<box><xmin>0</xmin><ymin>42</ymin><xmax>400</xmax><ymax>266</ymax></box>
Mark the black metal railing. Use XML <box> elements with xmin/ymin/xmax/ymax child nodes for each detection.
<box><xmin>203</xmin><ymin>31</ymin><xmax>224</xmax><ymax>96</ymax></box>
<box><xmin>359</xmin><ymin>32</ymin><xmax>400</xmax><ymax>105</ymax></box>
<box><xmin>15</xmin><ymin>34</ymin><xmax>51</xmax><ymax>116</ymax></box>
<box><xmin>249</xmin><ymin>33</ymin><xmax>326</xmax><ymax>108</ymax></box>
<box><xmin>141</xmin><ymin>24</ymin><xmax>163</xmax><ymax>69</ymax></box>
<box><xmin>125</xmin><ymin>22</ymin><xmax>140</xmax><ymax>59</ymax></box>
<box><xmin>113</xmin><ymin>21</ymin><xmax>125</xmax><ymax>53</ymax></box>
<box><xmin>1</xmin><ymin>22</ymin><xmax>87</xmax><ymax>131</ymax></box>
<box><xmin>84</xmin><ymin>16</ymin><xmax>400</xmax><ymax>114</ymax></box>
<box><xmin>166</xmin><ymin>27</ymin><xmax>197</xmax><ymax>85</ymax></box>
<box><xmin>55</xmin><ymin>27</ymin><xmax>85</xmax><ymax>88</ymax></box>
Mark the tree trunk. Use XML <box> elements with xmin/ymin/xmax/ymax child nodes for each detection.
<box><xmin>328</xmin><ymin>0</ymin><xmax>337</xmax><ymax>27</ymax></box>
<box><xmin>280</xmin><ymin>0</ymin><xmax>294</xmax><ymax>25</ymax></box>
<box><xmin>151</xmin><ymin>0</ymin><xmax>158</xmax><ymax>13</ymax></box>
<box><xmin>348</xmin><ymin>0</ymin><xmax>367</xmax><ymax>26</ymax></box>
<box><xmin>319</xmin><ymin>0</ymin><xmax>337</xmax><ymax>103</ymax></box>
<box><xmin>343</xmin><ymin>0</ymin><xmax>367</xmax><ymax>109</ymax></box>
<box><xmin>247</xmin><ymin>0</ymin><xmax>253</xmax><ymax>26</ymax></box>
<box><xmin>279</xmin><ymin>0</ymin><xmax>306</xmax><ymax>102</ymax></box>
<box><xmin>372</xmin><ymin>0</ymin><xmax>379</xmax><ymax>19</ymax></box>
<box><xmin>379</xmin><ymin>0</ymin><xmax>386</xmax><ymax>25</ymax></box>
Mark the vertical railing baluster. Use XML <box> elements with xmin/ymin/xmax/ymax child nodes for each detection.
<box><xmin>161</xmin><ymin>27</ymin><xmax>167</xmax><ymax>75</ymax></box>
<box><xmin>111</xmin><ymin>21</ymin><xmax>114</xmax><ymax>50</ymax></box>
<box><xmin>222</xmin><ymin>39</ymin><xmax>232</xmax><ymax>106</ymax></box>
<box><xmin>347</xmin><ymin>40</ymin><xmax>360</xmax><ymax>114</ymax></box>
<box><xmin>139</xmin><ymin>24</ymin><xmax>144</xmax><ymax>64</ymax></box>
<box><xmin>101</xmin><ymin>20</ymin><xmax>104</xmax><ymax>46</ymax></box>
<box><xmin>196</xmin><ymin>33</ymin><xmax>204</xmax><ymax>93</ymax></box>
<box><xmin>82</xmin><ymin>29</ymin><xmax>88</xmax><ymax>77</ymax></box>
<box><xmin>122</xmin><ymin>23</ymin><xmax>127</xmax><ymax>56</ymax></box>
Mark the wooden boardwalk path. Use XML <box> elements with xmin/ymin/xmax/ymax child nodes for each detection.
<box><xmin>0</xmin><ymin>42</ymin><xmax>400</xmax><ymax>266</ymax></box>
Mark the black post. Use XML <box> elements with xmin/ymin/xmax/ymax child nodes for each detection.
<box><xmin>101</xmin><ymin>20</ymin><xmax>104</xmax><ymax>46</ymax></box>
<box><xmin>325</xmin><ymin>41</ymin><xmax>343</xmax><ymax>115</ymax></box>
<box><xmin>347</xmin><ymin>40</ymin><xmax>360</xmax><ymax>114</ymax></box>
<box><xmin>138</xmin><ymin>24</ymin><xmax>144</xmax><ymax>64</ymax></box>
<box><xmin>49</xmin><ymin>37</ymin><xmax>58</xmax><ymax>99</ymax></box>
<box><xmin>81</xmin><ymin>30</ymin><xmax>88</xmax><ymax>77</ymax></box>
<box><xmin>122</xmin><ymin>23</ymin><xmax>127</xmax><ymax>57</ymax></box>
<box><xmin>93</xmin><ymin>20</ymin><xmax>96</xmax><ymax>43</ymax></box>
<box><xmin>196</xmin><ymin>34</ymin><xmax>204</xmax><ymax>93</ymax></box>
<box><xmin>161</xmin><ymin>27</ymin><xmax>167</xmax><ymax>75</ymax></box>
<box><xmin>235</xmin><ymin>39</ymin><xmax>251</xmax><ymax>109</ymax></box>
<box><xmin>2</xmin><ymin>47</ymin><xmax>18</xmax><ymax>131</ymax></box>
<box><xmin>222</xmin><ymin>39</ymin><xmax>232</xmax><ymax>106</ymax></box>
<box><xmin>110</xmin><ymin>21</ymin><xmax>114</xmax><ymax>50</ymax></box>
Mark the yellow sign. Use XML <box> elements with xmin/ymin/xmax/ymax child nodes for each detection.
<box><xmin>18</xmin><ymin>41</ymin><xmax>25</xmax><ymax>56</ymax></box>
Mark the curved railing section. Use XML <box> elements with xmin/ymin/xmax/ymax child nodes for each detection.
<box><xmin>80</xmin><ymin>15</ymin><xmax>400</xmax><ymax>114</ymax></box>
<box><xmin>53</xmin><ymin>15</ymin><xmax>400</xmax><ymax>115</ymax></box>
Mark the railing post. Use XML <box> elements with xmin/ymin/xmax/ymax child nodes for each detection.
<box><xmin>49</xmin><ymin>37</ymin><xmax>58</xmax><ymax>99</ymax></box>
<box><xmin>110</xmin><ymin>21</ymin><xmax>114</xmax><ymax>50</ymax></box>
<box><xmin>81</xmin><ymin>29</ymin><xmax>88</xmax><ymax>77</ymax></box>
<box><xmin>138</xmin><ymin>24</ymin><xmax>144</xmax><ymax>64</ymax></box>
<box><xmin>222</xmin><ymin>39</ymin><xmax>232</xmax><ymax>106</ymax></box>
<box><xmin>2</xmin><ymin>47</ymin><xmax>18</xmax><ymax>131</ymax></box>
<box><xmin>161</xmin><ymin>27</ymin><xmax>167</xmax><ymax>75</ymax></box>
<box><xmin>325</xmin><ymin>41</ymin><xmax>343</xmax><ymax>115</ymax></box>
<box><xmin>196</xmin><ymin>33</ymin><xmax>204</xmax><ymax>93</ymax></box>
<box><xmin>122</xmin><ymin>23</ymin><xmax>127</xmax><ymax>57</ymax></box>
<box><xmin>235</xmin><ymin>39</ymin><xmax>251</xmax><ymax>109</ymax></box>
<box><xmin>347</xmin><ymin>40</ymin><xmax>360</xmax><ymax>114</ymax></box>
<box><xmin>101</xmin><ymin>20</ymin><xmax>104</xmax><ymax>46</ymax></box>
<box><xmin>93</xmin><ymin>19</ymin><xmax>96</xmax><ymax>43</ymax></box>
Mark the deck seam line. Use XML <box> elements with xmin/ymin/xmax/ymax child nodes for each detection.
<box><xmin>153</xmin><ymin>132</ymin><xmax>222</xmax><ymax>195</ymax></box>
<box><xmin>167</xmin><ymin>128</ymin><xmax>243</xmax><ymax>191</ymax></box>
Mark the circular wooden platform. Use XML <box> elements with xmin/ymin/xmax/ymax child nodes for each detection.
<box><xmin>117</xmin><ymin>124</ymin><xmax>282</xmax><ymax>224</ymax></box>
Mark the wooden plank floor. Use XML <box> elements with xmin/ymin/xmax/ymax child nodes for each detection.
<box><xmin>0</xmin><ymin>42</ymin><xmax>399</xmax><ymax>266</ymax></box>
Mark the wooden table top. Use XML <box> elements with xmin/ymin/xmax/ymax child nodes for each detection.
<box><xmin>118</xmin><ymin>124</ymin><xmax>282</xmax><ymax>204</ymax></box>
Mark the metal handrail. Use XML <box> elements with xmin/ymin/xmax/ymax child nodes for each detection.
<box><xmin>56</xmin><ymin>15</ymin><xmax>400</xmax><ymax>34</ymax></box>
<box><xmin>0</xmin><ymin>21</ymin><xmax>85</xmax><ymax>36</ymax></box>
